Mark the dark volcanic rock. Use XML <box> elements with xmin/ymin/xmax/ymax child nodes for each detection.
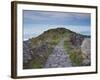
<box><xmin>70</xmin><ymin>34</ymin><xmax>85</xmax><ymax>47</ymax></box>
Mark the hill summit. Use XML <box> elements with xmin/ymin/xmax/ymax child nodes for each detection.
<box><xmin>30</xmin><ymin>27</ymin><xmax>89</xmax><ymax>47</ymax></box>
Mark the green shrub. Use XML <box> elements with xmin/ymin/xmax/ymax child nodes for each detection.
<box><xmin>69</xmin><ymin>49</ymin><xmax>83</xmax><ymax>66</ymax></box>
<box><xmin>64</xmin><ymin>40</ymin><xmax>83</xmax><ymax>66</ymax></box>
<box><xmin>64</xmin><ymin>40</ymin><xmax>71</xmax><ymax>53</ymax></box>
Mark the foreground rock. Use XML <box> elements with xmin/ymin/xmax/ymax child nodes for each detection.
<box><xmin>81</xmin><ymin>38</ymin><xmax>91</xmax><ymax>66</ymax></box>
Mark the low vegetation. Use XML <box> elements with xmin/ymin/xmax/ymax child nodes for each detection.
<box><xmin>64</xmin><ymin>40</ymin><xmax>84</xmax><ymax>66</ymax></box>
<box><xmin>69</xmin><ymin>49</ymin><xmax>84</xmax><ymax>66</ymax></box>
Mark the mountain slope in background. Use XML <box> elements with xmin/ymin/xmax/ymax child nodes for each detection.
<box><xmin>23</xmin><ymin>28</ymin><xmax>90</xmax><ymax>69</ymax></box>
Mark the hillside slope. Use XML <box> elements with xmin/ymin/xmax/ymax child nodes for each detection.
<box><xmin>23</xmin><ymin>28</ymin><xmax>90</xmax><ymax>69</ymax></box>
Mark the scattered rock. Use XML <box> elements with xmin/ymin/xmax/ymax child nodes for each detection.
<box><xmin>44</xmin><ymin>39</ymin><xmax>72</xmax><ymax>68</ymax></box>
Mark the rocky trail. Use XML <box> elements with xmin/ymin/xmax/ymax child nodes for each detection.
<box><xmin>44</xmin><ymin>39</ymin><xmax>72</xmax><ymax>68</ymax></box>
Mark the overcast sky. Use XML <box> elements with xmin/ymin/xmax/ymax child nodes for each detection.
<box><xmin>23</xmin><ymin>10</ymin><xmax>91</xmax><ymax>41</ymax></box>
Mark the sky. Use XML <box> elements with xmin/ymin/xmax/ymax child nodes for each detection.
<box><xmin>23</xmin><ymin>10</ymin><xmax>91</xmax><ymax>41</ymax></box>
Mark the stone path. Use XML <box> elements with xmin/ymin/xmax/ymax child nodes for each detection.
<box><xmin>44</xmin><ymin>39</ymin><xmax>72</xmax><ymax>68</ymax></box>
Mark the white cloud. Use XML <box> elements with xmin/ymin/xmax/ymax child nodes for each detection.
<box><xmin>24</xmin><ymin>10</ymin><xmax>90</xmax><ymax>21</ymax></box>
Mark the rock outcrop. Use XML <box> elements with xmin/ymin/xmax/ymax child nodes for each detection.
<box><xmin>23</xmin><ymin>40</ymin><xmax>33</xmax><ymax>64</ymax></box>
<box><xmin>81</xmin><ymin>38</ymin><xmax>91</xmax><ymax>66</ymax></box>
<box><xmin>70</xmin><ymin>34</ymin><xmax>84</xmax><ymax>47</ymax></box>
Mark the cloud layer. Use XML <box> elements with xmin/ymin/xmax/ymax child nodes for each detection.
<box><xmin>23</xmin><ymin>10</ymin><xmax>90</xmax><ymax>26</ymax></box>
<box><xmin>23</xmin><ymin>10</ymin><xmax>91</xmax><ymax>40</ymax></box>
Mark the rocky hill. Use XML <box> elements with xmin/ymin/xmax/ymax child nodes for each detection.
<box><xmin>23</xmin><ymin>28</ymin><xmax>90</xmax><ymax>69</ymax></box>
